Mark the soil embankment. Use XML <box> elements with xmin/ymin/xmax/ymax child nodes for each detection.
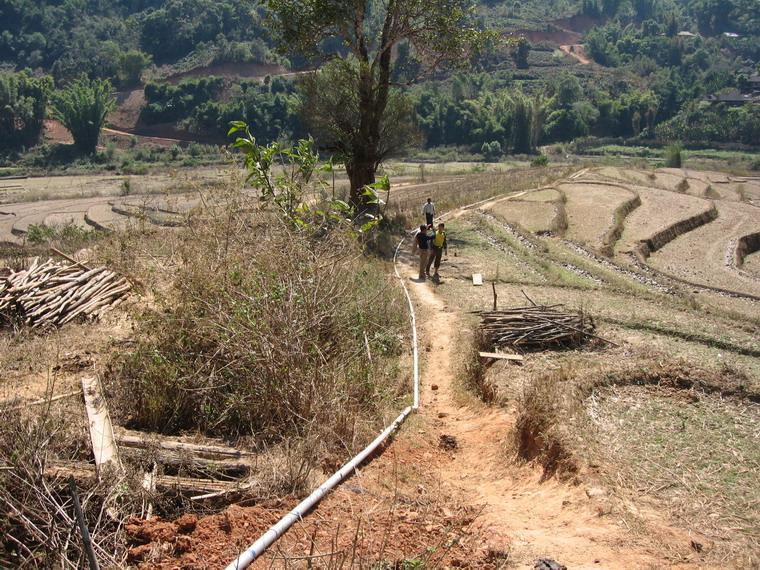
<box><xmin>736</xmin><ymin>231</ymin><xmax>760</xmax><ymax>268</ymax></box>
<box><xmin>635</xmin><ymin>203</ymin><xmax>718</xmax><ymax>260</ymax></box>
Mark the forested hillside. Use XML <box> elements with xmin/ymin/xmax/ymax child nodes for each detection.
<box><xmin>0</xmin><ymin>0</ymin><xmax>279</xmax><ymax>85</ymax></box>
<box><xmin>0</xmin><ymin>0</ymin><xmax>758</xmax><ymax>164</ymax></box>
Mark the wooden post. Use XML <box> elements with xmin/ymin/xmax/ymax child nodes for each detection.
<box><xmin>492</xmin><ymin>282</ymin><xmax>498</xmax><ymax>310</ymax></box>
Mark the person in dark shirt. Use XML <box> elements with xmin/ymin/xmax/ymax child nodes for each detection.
<box><xmin>413</xmin><ymin>224</ymin><xmax>430</xmax><ymax>280</ymax></box>
<box><xmin>426</xmin><ymin>222</ymin><xmax>448</xmax><ymax>278</ymax></box>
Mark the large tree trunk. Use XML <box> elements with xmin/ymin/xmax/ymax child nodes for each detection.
<box><xmin>347</xmin><ymin>158</ymin><xmax>376</xmax><ymax>211</ymax></box>
<box><xmin>347</xmin><ymin>2</ymin><xmax>395</xmax><ymax>212</ymax></box>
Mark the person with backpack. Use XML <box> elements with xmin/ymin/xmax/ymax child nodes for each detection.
<box><xmin>413</xmin><ymin>224</ymin><xmax>431</xmax><ymax>280</ymax></box>
<box><xmin>426</xmin><ymin>222</ymin><xmax>448</xmax><ymax>279</ymax></box>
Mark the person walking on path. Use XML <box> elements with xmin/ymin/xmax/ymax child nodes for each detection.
<box><xmin>423</xmin><ymin>198</ymin><xmax>435</xmax><ymax>226</ymax></box>
<box><xmin>413</xmin><ymin>224</ymin><xmax>431</xmax><ymax>280</ymax></box>
<box><xmin>426</xmin><ymin>222</ymin><xmax>448</xmax><ymax>278</ymax></box>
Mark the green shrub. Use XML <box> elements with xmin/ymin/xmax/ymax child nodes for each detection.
<box><xmin>531</xmin><ymin>154</ymin><xmax>549</xmax><ymax>167</ymax></box>
<box><xmin>26</xmin><ymin>222</ymin><xmax>97</xmax><ymax>248</ymax></box>
<box><xmin>664</xmin><ymin>144</ymin><xmax>683</xmax><ymax>168</ymax></box>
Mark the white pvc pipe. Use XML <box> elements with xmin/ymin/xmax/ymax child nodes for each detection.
<box><xmin>394</xmin><ymin>232</ymin><xmax>420</xmax><ymax>409</ymax></box>
<box><xmin>224</xmin><ymin>406</ymin><xmax>413</xmax><ymax>570</ymax></box>
<box><xmin>223</xmin><ymin>232</ymin><xmax>421</xmax><ymax>570</ymax></box>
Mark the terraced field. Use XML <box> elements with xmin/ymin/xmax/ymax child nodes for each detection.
<box><xmin>484</xmin><ymin>189</ymin><xmax>559</xmax><ymax>233</ymax></box>
<box><xmin>557</xmin><ymin>181</ymin><xmax>635</xmax><ymax>250</ymax></box>
<box><xmin>0</xmin><ymin>194</ymin><xmax>201</xmax><ymax>243</ymax></box>
<box><xmin>615</xmin><ymin>185</ymin><xmax>714</xmax><ymax>255</ymax></box>
<box><xmin>649</xmin><ymin>201</ymin><xmax>760</xmax><ymax>296</ymax></box>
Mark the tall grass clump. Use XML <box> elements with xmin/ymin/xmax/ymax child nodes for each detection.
<box><xmin>511</xmin><ymin>369</ymin><xmax>579</xmax><ymax>480</ymax></box>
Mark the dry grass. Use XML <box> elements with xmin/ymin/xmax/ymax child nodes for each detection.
<box><xmin>386</xmin><ymin>166</ymin><xmax>574</xmax><ymax>223</ymax></box>
<box><xmin>0</xmin><ymin>403</ymin><xmax>143</xmax><ymax>568</ymax></box>
<box><xmin>106</xmin><ymin>185</ymin><xmax>407</xmax><ymax>493</ymax></box>
<box><xmin>510</xmin><ymin>367</ymin><xmax>580</xmax><ymax>481</ymax></box>
<box><xmin>463</xmin><ymin>329</ymin><xmax>498</xmax><ymax>403</ymax></box>
<box><xmin>587</xmin><ymin>384</ymin><xmax>760</xmax><ymax>566</ymax></box>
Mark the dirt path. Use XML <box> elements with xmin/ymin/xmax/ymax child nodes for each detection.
<box><xmin>402</xmin><ymin>262</ymin><xmax>669</xmax><ymax>568</ymax></box>
<box><xmin>560</xmin><ymin>45</ymin><xmax>592</xmax><ymax>65</ymax></box>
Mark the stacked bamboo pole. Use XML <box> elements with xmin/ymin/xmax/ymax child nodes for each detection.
<box><xmin>0</xmin><ymin>257</ymin><xmax>130</xmax><ymax>327</ymax></box>
<box><xmin>479</xmin><ymin>304</ymin><xmax>597</xmax><ymax>349</ymax></box>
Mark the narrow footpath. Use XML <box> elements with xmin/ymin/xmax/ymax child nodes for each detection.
<box><xmin>399</xmin><ymin>252</ymin><xmax>672</xmax><ymax>569</ymax></box>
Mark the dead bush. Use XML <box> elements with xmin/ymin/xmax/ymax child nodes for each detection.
<box><xmin>0</xmin><ymin>407</ymin><xmax>141</xmax><ymax>568</ymax></box>
<box><xmin>108</xmin><ymin>190</ymin><xmax>406</xmax><ymax>475</ymax></box>
<box><xmin>511</xmin><ymin>368</ymin><xmax>579</xmax><ymax>480</ymax></box>
<box><xmin>463</xmin><ymin>329</ymin><xmax>498</xmax><ymax>403</ymax></box>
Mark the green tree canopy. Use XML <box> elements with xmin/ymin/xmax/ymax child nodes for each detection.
<box><xmin>0</xmin><ymin>71</ymin><xmax>53</xmax><ymax>152</ymax></box>
<box><xmin>267</xmin><ymin>0</ymin><xmax>489</xmax><ymax>206</ymax></box>
<box><xmin>52</xmin><ymin>76</ymin><xmax>116</xmax><ymax>155</ymax></box>
<box><xmin>118</xmin><ymin>50</ymin><xmax>153</xmax><ymax>86</ymax></box>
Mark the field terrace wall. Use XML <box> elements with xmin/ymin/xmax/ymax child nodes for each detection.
<box><xmin>735</xmin><ymin>232</ymin><xmax>760</xmax><ymax>268</ymax></box>
<box><xmin>601</xmin><ymin>193</ymin><xmax>641</xmax><ymax>257</ymax></box>
<box><xmin>634</xmin><ymin>203</ymin><xmax>718</xmax><ymax>261</ymax></box>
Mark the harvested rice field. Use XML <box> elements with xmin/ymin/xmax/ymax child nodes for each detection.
<box><xmin>485</xmin><ymin>199</ymin><xmax>557</xmax><ymax>233</ymax></box>
<box><xmin>557</xmin><ymin>181</ymin><xmax>634</xmax><ymax>249</ymax></box>
<box><xmin>649</xmin><ymin>200</ymin><xmax>760</xmax><ymax>297</ymax></box>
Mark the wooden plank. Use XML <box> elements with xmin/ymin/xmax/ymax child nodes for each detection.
<box><xmin>115</xmin><ymin>428</ymin><xmax>252</xmax><ymax>461</ymax></box>
<box><xmin>472</xmin><ymin>273</ymin><xmax>483</xmax><ymax>286</ymax></box>
<box><xmin>81</xmin><ymin>377</ymin><xmax>122</xmax><ymax>478</ymax></box>
<box><xmin>478</xmin><ymin>352</ymin><xmax>524</xmax><ymax>362</ymax></box>
<box><xmin>142</xmin><ymin>463</ymin><xmax>157</xmax><ymax>520</ymax></box>
<box><xmin>119</xmin><ymin>447</ymin><xmax>252</xmax><ymax>473</ymax></box>
<box><xmin>47</xmin><ymin>462</ymin><xmax>239</xmax><ymax>495</ymax></box>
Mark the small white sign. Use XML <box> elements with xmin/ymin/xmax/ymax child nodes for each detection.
<box><xmin>472</xmin><ymin>273</ymin><xmax>483</xmax><ymax>286</ymax></box>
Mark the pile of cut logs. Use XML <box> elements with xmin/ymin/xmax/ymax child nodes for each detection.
<box><xmin>480</xmin><ymin>304</ymin><xmax>596</xmax><ymax>350</ymax></box>
<box><xmin>0</xmin><ymin>257</ymin><xmax>130</xmax><ymax>327</ymax></box>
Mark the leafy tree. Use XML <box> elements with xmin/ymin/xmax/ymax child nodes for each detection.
<box><xmin>52</xmin><ymin>76</ymin><xmax>116</xmax><ymax>154</ymax></box>
<box><xmin>0</xmin><ymin>71</ymin><xmax>53</xmax><ymax>151</ymax></box>
<box><xmin>297</xmin><ymin>58</ymin><xmax>421</xmax><ymax>186</ymax></box>
<box><xmin>512</xmin><ymin>37</ymin><xmax>530</xmax><ymax>69</ymax></box>
<box><xmin>267</xmin><ymin>0</ymin><xmax>489</xmax><ymax>207</ymax></box>
<box><xmin>118</xmin><ymin>50</ymin><xmax>153</xmax><ymax>86</ymax></box>
<box><xmin>481</xmin><ymin>140</ymin><xmax>501</xmax><ymax>161</ymax></box>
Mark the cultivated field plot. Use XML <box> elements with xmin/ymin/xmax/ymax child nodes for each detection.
<box><xmin>649</xmin><ymin>200</ymin><xmax>760</xmax><ymax>297</ymax></box>
<box><xmin>485</xmin><ymin>199</ymin><xmax>556</xmax><ymax>233</ymax></box>
<box><xmin>0</xmin><ymin>167</ymin><xmax>231</xmax><ymax>205</ymax></box>
<box><xmin>0</xmin><ymin>194</ymin><xmax>201</xmax><ymax>243</ymax></box>
<box><xmin>557</xmin><ymin>181</ymin><xmax>635</xmax><ymax>249</ymax></box>
<box><xmin>588</xmin><ymin>385</ymin><xmax>760</xmax><ymax>563</ymax></box>
<box><xmin>615</xmin><ymin>185</ymin><xmax>713</xmax><ymax>254</ymax></box>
